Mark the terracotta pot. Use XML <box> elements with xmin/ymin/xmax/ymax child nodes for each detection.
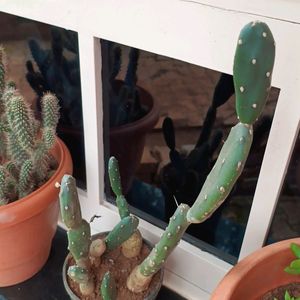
<box><xmin>62</xmin><ymin>232</ymin><xmax>164</xmax><ymax>300</ymax></box>
<box><xmin>211</xmin><ymin>238</ymin><xmax>300</xmax><ymax>300</ymax></box>
<box><xmin>110</xmin><ymin>86</ymin><xmax>159</xmax><ymax>194</ymax></box>
<box><xmin>0</xmin><ymin>138</ymin><xmax>73</xmax><ymax>286</ymax></box>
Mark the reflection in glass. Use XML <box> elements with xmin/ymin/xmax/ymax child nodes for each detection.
<box><xmin>0</xmin><ymin>12</ymin><xmax>86</xmax><ymax>188</ymax></box>
<box><xmin>101</xmin><ymin>40</ymin><xmax>279</xmax><ymax>260</ymax></box>
<box><xmin>266</xmin><ymin>133</ymin><xmax>300</xmax><ymax>245</ymax></box>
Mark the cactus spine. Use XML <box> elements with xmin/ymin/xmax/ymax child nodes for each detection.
<box><xmin>127</xmin><ymin>21</ymin><xmax>275</xmax><ymax>293</ymax></box>
<box><xmin>0</xmin><ymin>48</ymin><xmax>59</xmax><ymax>205</ymax></box>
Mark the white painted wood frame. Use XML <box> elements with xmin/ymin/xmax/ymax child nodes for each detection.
<box><xmin>1</xmin><ymin>1</ymin><xmax>300</xmax><ymax>299</ymax></box>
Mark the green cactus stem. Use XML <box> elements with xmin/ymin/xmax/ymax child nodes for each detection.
<box><xmin>234</xmin><ymin>21</ymin><xmax>275</xmax><ymax>124</ymax></box>
<box><xmin>67</xmin><ymin>220</ymin><xmax>91</xmax><ymax>267</ymax></box>
<box><xmin>0</xmin><ymin>166</ymin><xmax>9</xmax><ymax>205</ymax></box>
<box><xmin>187</xmin><ymin>123</ymin><xmax>253</xmax><ymax>223</ymax></box>
<box><xmin>108</xmin><ymin>156</ymin><xmax>142</xmax><ymax>257</ymax></box>
<box><xmin>105</xmin><ymin>215</ymin><xmax>139</xmax><ymax>251</ymax></box>
<box><xmin>68</xmin><ymin>265</ymin><xmax>95</xmax><ymax>296</ymax></box>
<box><xmin>108</xmin><ymin>156</ymin><xmax>130</xmax><ymax>219</ymax></box>
<box><xmin>41</xmin><ymin>92</ymin><xmax>59</xmax><ymax>149</ymax></box>
<box><xmin>127</xmin><ymin>204</ymin><xmax>190</xmax><ymax>293</ymax></box>
<box><xmin>5</xmin><ymin>93</ymin><xmax>34</xmax><ymax>153</ymax></box>
<box><xmin>100</xmin><ymin>272</ymin><xmax>117</xmax><ymax>300</ymax></box>
<box><xmin>59</xmin><ymin>174</ymin><xmax>82</xmax><ymax>228</ymax></box>
<box><xmin>59</xmin><ymin>175</ymin><xmax>91</xmax><ymax>268</ymax></box>
<box><xmin>18</xmin><ymin>159</ymin><xmax>34</xmax><ymax>198</ymax></box>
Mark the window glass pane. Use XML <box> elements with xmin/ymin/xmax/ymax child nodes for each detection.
<box><xmin>0</xmin><ymin>12</ymin><xmax>86</xmax><ymax>188</ymax></box>
<box><xmin>101</xmin><ymin>39</ymin><xmax>279</xmax><ymax>261</ymax></box>
<box><xmin>265</xmin><ymin>132</ymin><xmax>300</xmax><ymax>245</ymax></box>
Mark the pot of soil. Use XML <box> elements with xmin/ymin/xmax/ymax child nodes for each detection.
<box><xmin>0</xmin><ymin>138</ymin><xmax>73</xmax><ymax>286</ymax></box>
<box><xmin>211</xmin><ymin>238</ymin><xmax>300</xmax><ymax>300</ymax></box>
<box><xmin>62</xmin><ymin>232</ymin><xmax>164</xmax><ymax>300</ymax></box>
<box><xmin>109</xmin><ymin>85</ymin><xmax>159</xmax><ymax>195</ymax></box>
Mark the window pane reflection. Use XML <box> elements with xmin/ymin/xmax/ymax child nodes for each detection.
<box><xmin>0</xmin><ymin>12</ymin><xmax>86</xmax><ymax>188</ymax></box>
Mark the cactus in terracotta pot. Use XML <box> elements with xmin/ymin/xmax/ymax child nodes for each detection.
<box><xmin>59</xmin><ymin>170</ymin><xmax>140</xmax><ymax>297</ymax></box>
<box><xmin>0</xmin><ymin>47</ymin><xmax>60</xmax><ymax>206</ymax></box>
<box><xmin>60</xmin><ymin>20</ymin><xmax>275</xmax><ymax>298</ymax></box>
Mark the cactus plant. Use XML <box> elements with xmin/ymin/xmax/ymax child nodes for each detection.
<box><xmin>0</xmin><ymin>47</ymin><xmax>60</xmax><ymax>205</ymax></box>
<box><xmin>60</xmin><ymin>21</ymin><xmax>275</xmax><ymax>298</ymax></box>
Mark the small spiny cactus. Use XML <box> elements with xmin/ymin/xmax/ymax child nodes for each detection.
<box><xmin>0</xmin><ymin>47</ymin><xmax>60</xmax><ymax>205</ymax></box>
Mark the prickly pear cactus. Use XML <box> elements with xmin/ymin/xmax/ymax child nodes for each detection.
<box><xmin>127</xmin><ymin>20</ymin><xmax>276</xmax><ymax>294</ymax></box>
<box><xmin>234</xmin><ymin>21</ymin><xmax>275</xmax><ymax>124</ymax></box>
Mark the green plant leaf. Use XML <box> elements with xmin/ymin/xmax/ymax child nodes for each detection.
<box><xmin>285</xmin><ymin>290</ymin><xmax>292</xmax><ymax>300</ymax></box>
<box><xmin>284</xmin><ymin>266</ymin><xmax>300</xmax><ymax>275</ymax></box>
<box><xmin>291</xmin><ymin>243</ymin><xmax>300</xmax><ymax>259</ymax></box>
<box><xmin>291</xmin><ymin>259</ymin><xmax>300</xmax><ymax>269</ymax></box>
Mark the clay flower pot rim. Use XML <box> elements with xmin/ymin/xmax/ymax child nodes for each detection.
<box><xmin>211</xmin><ymin>237</ymin><xmax>300</xmax><ymax>300</ymax></box>
<box><xmin>110</xmin><ymin>85</ymin><xmax>159</xmax><ymax>134</ymax></box>
<box><xmin>62</xmin><ymin>232</ymin><xmax>164</xmax><ymax>300</ymax></box>
<box><xmin>0</xmin><ymin>137</ymin><xmax>70</xmax><ymax>228</ymax></box>
<box><xmin>229</xmin><ymin>238</ymin><xmax>300</xmax><ymax>276</ymax></box>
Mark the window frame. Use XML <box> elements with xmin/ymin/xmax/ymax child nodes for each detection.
<box><xmin>2</xmin><ymin>1</ymin><xmax>300</xmax><ymax>298</ymax></box>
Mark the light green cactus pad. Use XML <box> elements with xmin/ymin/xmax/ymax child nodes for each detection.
<box><xmin>187</xmin><ymin>123</ymin><xmax>253</xmax><ymax>223</ymax></box>
<box><xmin>140</xmin><ymin>204</ymin><xmax>190</xmax><ymax>276</ymax></box>
<box><xmin>105</xmin><ymin>215</ymin><xmax>139</xmax><ymax>251</ymax></box>
<box><xmin>100</xmin><ymin>271</ymin><xmax>117</xmax><ymax>300</ymax></box>
<box><xmin>67</xmin><ymin>220</ymin><xmax>91</xmax><ymax>261</ymax></box>
<box><xmin>59</xmin><ymin>175</ymin><xmax>82</xmax><ymax>228</ymax></box>
<box><xmin>67</xmin><ymin>265</ymin><xmax>90</xmax><ymax>284</ymax></box>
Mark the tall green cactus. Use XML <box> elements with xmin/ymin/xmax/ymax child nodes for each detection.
<box><xmin>127</xmin><ymin>21</ymin><xmax>275</xmax><ymax>293</ymax></box>
<box><xmin>0</xmin><ymin>48</ymin><xmax>60</xmax><ymax>205</ymax></box>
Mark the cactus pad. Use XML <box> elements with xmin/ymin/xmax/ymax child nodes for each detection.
<box><xmin>105</xmin><ymin>215</ymin><xmax>139</xmax><ymax>251</ymax></box>
<box><xmin>59</xmin><ymin>174</ymin><xmax>82</xmax><ymax>228</ymax></box>
<box><xmin>187</xmin><ymin>123</ymin><xmax>253</xmax><ymax>223</ymax></box>
<box><xmin>67</xmin><ymin>220</ymin><xmax>91</xmax><ymax>262</ymax></box>
<box><xmin>234</xmin><ymin>21</ymin><xmax>275</xmax><ymax>124</ymax></box>
<box><xmin>139</xmin><ymin>204</ymin><xmax>190</xmax><ymax>276</ymax></box>
<box><xmin>100</xmin><ymin>272</ymin><xmax>117</xmax><ymax>300</ymax></box>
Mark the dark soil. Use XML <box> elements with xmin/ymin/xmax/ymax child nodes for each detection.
<box><xmin>262</xmin><ymin>282</ymin><xmax>300</xmax><ymax>300</ymax></box>
<box><xmin>66</xmin><ymin>241</ymin><xmax>162</xmax><ymax>300</ymax></box>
